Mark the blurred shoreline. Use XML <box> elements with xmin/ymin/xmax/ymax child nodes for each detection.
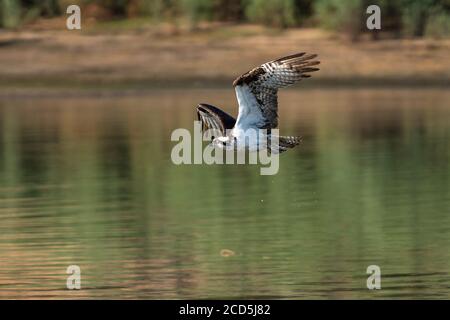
<box><xmin>1</xmin><ymin>22</ymin><xmax>449</xmax><ymax>92</ymax></box>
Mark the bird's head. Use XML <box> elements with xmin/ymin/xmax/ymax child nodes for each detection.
<box><xmin>211</xmin><ymin>136</ymin><xmax>235</xmax><ymax>151</ymax></box>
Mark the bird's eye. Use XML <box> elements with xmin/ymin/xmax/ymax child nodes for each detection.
<box><xmin>222</xmin><ymin>141</ymin><xmax>226</xmax><ymax>146</ymax></box>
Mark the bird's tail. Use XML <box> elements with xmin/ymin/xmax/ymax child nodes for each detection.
<box><xmin>268</xmin><ymin>136</ymin><xmax>302</xmax><ymax>154</ymax></box>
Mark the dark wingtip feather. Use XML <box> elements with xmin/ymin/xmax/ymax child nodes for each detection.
<box><xmin>300</xmin><ymin>67</ymin><xmax>320</xmax><ymax>73</ymax></box>
<box><xmin>276</xmin><ymin>52</ymin><xmax>306</xmax><ymax>62</ymax></box>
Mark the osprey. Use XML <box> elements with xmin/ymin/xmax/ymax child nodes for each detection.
<box><xmin>197</xmin><ymin>52</ymin><xmax>320</xmax><ymax>153</ymax></box>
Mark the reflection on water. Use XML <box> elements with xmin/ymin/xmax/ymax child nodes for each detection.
<box><xmin>0</xmin><ymin>88</ymin><xmax>449</xmax><ymax>299</ymax></box>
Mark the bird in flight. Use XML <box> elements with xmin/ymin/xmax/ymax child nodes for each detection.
<box><xmin>197</xmin><ymin>52</ymin><xmax>320</xmax><ymax>153</ymax></box>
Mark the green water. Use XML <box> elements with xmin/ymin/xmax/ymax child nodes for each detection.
<box><xmin>0</xmin><ymin>88</ymin><xmax>449</xmax><ymax>299</ymax></box>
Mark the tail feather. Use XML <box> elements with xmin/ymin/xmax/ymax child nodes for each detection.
<box><xmin>268</xmin><ymin>136</ymin><xmax>302</xmax><ymax>154</ymax></box>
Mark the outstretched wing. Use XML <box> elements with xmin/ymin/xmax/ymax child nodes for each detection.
<box><xmin>233</xmin><ymin>52</ymin><xmax>320</xmax><ymax>130</ymax></box>
<box><xmin>197</xmin><ymin>104</ymin><xmax>236</xmax><ymax>138</ymax></box>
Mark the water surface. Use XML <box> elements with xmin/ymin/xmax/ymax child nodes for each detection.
<box><xmin>0</xmin><ymin>88</ymin><xmax>449</xmax><ymax>299</ymax></box>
